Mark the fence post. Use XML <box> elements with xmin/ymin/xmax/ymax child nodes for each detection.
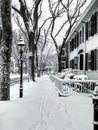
<box><xmin>93</xmin><ymin>84</ymin><xmax>98</xmax><ymax>130</ymax></box>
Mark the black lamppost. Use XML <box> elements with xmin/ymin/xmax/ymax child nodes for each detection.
<box><xmin>17</xmin><ymin>39</ymin><xmax>25</xmax><ymax>98</ymax></box>
<box><xmin>93</xmin><ymin>84</ymin><xmax>98</xmax><ymax>130</ymax></box>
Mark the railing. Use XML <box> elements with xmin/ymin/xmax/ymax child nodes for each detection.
<box><xmin>50</xmin><ymin>75</ymin><xmax>98</xmax><ymax>96</ymax></box>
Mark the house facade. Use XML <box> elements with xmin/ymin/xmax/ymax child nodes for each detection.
<box><xmin>64</xmin><ymin>0</ymin><xmax>98</xmax><ymax>79</ymax></box>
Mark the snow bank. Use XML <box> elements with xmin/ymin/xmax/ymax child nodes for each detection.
<box><xmin>0</xmin><ymin>75</ymin><xmax>93</xmax><ymax>130</ymax></box>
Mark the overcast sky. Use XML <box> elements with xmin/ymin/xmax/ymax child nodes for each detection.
<box><xmin>12</xmin><ymin>0</ymin><xmax>91</xmax><ymax>29</ymax></box>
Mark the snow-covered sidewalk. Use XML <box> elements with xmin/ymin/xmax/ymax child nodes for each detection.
<box><xmin>0</xmin><ymin>75</ymin><xmax>93</xmax><ymax>130</ymax></box>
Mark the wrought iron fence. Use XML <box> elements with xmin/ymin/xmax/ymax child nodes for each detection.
<box><xmin>50</xmin><ymin>75</ymin><xmax>98</xmax><ymax>96</ymax></box>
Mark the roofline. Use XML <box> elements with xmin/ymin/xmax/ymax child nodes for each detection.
<box><xmin>66</xmin><ymin>0</ymin><xmax>97</xmax><ymax>42</ymax></box>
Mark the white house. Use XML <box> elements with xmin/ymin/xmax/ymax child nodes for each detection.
<box><xmin>65</xmin><ymin>0</ymin><xmax>98</xmax><ymax>80</ymax></box>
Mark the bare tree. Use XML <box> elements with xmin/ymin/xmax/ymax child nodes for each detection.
<box><xmin>12</xmin><ymin>0</ymin><xmax>42</xmax><ymax>81</ymax></box>
<box><xmin>48</xmin><ymin>0</ymin><xmax>87</xmax><ymax>72</ymax></box>
<box><xmin>12</xmin><ymin>0</ymin><xmax>54</xmax><ymax>79</ymax></box>
<box><xmin>0</xmin><ymin>0</ymin><xmax>12</xmax><ymax>100</ymax></box>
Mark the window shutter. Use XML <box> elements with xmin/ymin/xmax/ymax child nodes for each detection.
<box><xmin>91</xmin><ymin>15</ymin><xmax>94</xmax><ymax>36</ymax></box>
<box><xmin>82</xmin><ymin>27</ymin><xmax>84</xmax><ymax>43</ymax></box>
<box><xmin>86</xmin><ymin>22</ymin><xmax>88</xmax><ymax>40</ymax></box>
<box><xmin>85</xmin><ymin>53</ymin><xmax>88</xmax><ymax>70</ymax></box>
<box><xmin>94</xmin><ymin>49</ymin><xmax>97</xmax><ymax>70</ymax></box>
<box><xmin>77</xmin><ymin>33</ymin><xmax>79</xmax><ymax>47</ymax></box>
<box><xmin>96</xmin><ymin>49</ymin><xmax>98</xmax><ymax>70</ymax></box>
<box><xmin>88</xmin><ymin>52</ymin><xmax>91</xmax><ymax>70</ymax></box>
<box><xmin>94</xmin><ymin>12</ymin><xmax>97</xmax><ymax>34</ymax></box>
<box><xmin>91</xmin><ymin>50</ymin><xmax>94</xmax><ymax>70</ymax></box>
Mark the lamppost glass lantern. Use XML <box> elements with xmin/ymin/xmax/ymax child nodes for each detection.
<box><xmin>17</xmin><ymin>39</ymin><xmax>25</xmax><ymax>53</ymax></box>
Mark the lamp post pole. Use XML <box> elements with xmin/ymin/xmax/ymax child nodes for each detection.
<box><xmin>20</xmin><ymin>51</ymin><xmax>23</xmax><ymax>98</ymax></box>
<box><xmin>18</xmin><ymin>39</ymin><xmax>25</xmax><ymax>98</ymax></box>
<box><xmin>93</xmin><ymin>84</ymin><xmax>98</xmax><ymax>130</ymax></box>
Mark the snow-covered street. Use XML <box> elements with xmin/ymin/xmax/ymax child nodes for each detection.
<box><xmin>0</xmin><ymin>75</ymin><xmax>93</xmax><ymax>130</ymax></box>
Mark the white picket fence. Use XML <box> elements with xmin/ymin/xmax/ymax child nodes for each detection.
<box><xmin>50</xmin><ymin>75</ymin><xmax>98</xmax><ymax>96</ymax></box>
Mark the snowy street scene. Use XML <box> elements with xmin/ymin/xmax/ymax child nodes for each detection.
<box><xmin>0</xmin><ymin>0</ymin><xmax>98</xmax><ymax>130</ymax></box>
<box><xmin>0</xmin><ymin>75</ymin><xmax>93</xmax><ymax>130</ymax></box>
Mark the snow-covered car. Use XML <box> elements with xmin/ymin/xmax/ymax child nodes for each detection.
<box><xmin>56</xmin><ymin>72</ymin><xmax>66</xmax><ymax>79</ymax></box>
<box><xmin>73</xmin><ymin>74</ymin><xmax>88</xmax><ymax>80</ymax></box>
<box><xmin>56</xmin><ymin>69</ymin><xmax>72</xmax><ymax>79</ymax></box>
<box><xmin>64</xmin><ymin>73</ymin><xmax>74</xmax><ymax>80</ymax></box>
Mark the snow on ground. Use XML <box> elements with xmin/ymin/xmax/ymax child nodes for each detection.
<box><xmin>0</xmin><ymin>75</ymin><xmax>93</xmax><ymax>130</ymax></box>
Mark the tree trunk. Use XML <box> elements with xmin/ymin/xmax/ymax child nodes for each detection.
<box><xmin>29</xmin><ymin>32</ymin><xmax>35</xmax><ymax>81</ymax></box>
<box><xmin>0</xmin><ymin>0</ymin><xmax>12</xmax><ymax>100</ymax></box>
<box><xmin>58</xmin><ymin>53</ymin><xmax>61</xmax><ymax>72</ymax></box>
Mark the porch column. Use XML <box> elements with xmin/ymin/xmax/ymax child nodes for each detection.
<box><xmin>83</xmin><ymin>23</ymin><xmax>86</xmax><ymax>74</ymax></box>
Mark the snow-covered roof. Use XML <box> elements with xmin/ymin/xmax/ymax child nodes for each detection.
<box><xmin>66</xmin><ymin>0</ymin><xmax>98</xmax><ymax>42</ymax></box>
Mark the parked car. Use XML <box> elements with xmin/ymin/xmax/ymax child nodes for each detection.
<box><xmin>73</xmin><ymin>74</ymin><xmax>88</xmax><ymax>80</ymax></box>
<box><xmin>56</xmin><ymin>69</ymin><xmax>72</xmax><ymax>79</ymax></box>
<box><xmin>64</xmin><ymin>73</ymin><xmax>74</xmax><ymax>80</ymax></box>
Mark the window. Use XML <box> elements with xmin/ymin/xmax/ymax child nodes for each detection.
<box><xmin>90</xmin><ymin>49</ymin><xmax>98</xmax><ymax>71</ymax></box>
<box><xmin>70</xmin><ymin>60</ymin><xmax>74</xmax><ymax>69</ymax></box>
<box><xmin>70</xmin><ymin>60</ymin><xmax>72</xmax><ymax>68</ymax></box>
<box><xmin>61</xmin><ymin>62</ymin><xmax>65</xmax><ymax>70</ymax></box>
<box><xmin>74</xmin><ymin>57</ymin><xmax>78</xmax><ymax>69</ymax></box>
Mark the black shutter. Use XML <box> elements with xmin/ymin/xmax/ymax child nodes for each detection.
<box><xmin>72</xmin><ymin>59</ymin><xmax>74</xmax><ymax>69</ymax></box>
<box><xmin>88</xmin><ymin>52</ymin><xmax>91</xmax><ymax>69</ymax></box>
<box><xmin>88</xmin><ymin>20</ymin><xmax>91</xmax><ymax>37</ymax></box>
<box><xmin>86</xmin><ymin>22</ymin><xmax>88</xmax><ymax>40</ymax></box>
<box><xmin>94</xmin><ymin>49</ymin><xmax>97</xmax><ymax>70</ymax></box>
<box><xmin>82</xmin><ymin>27</ymin><xmax>84</xmax><ymax>43</ymax></box>
<box><xmin>80</xmin><ymin>54</ymin><xmax>83</xmax><ymax>70</ymax></box>
<box><xmin>77</xmin><ymin>33</ymin><xmax>79</xmax><ymax>47</ymax></box>
<box><xmin>91</xmin><ymin>15</ymin><xmax>94</xmax><ymax>36</ymax></box>
<box><xmin>85</xmin><ymin>53</ymin><xmax>88</xmax><ymax>70</ymax></box>
<box><xmin>75</xmin><ymin>36</ymin><xmax>76</xmax><ymax>48</ymax></box>
<box><xmin>91</xmin><ymin>50</ymin><xmax>94</xmax><ymax>70</ymax></box>
<box><xmin>79</xmin><ymin>31</ymin><xmax>81</xmax><ymax>44</ymax></box>
<box><xmin>70</xmin><ymin>42</ymin><xmax>71</xmax><ymax>52</ymax></box>
<box><xmin>94</xmin><ymin>12</ymin><xmax>97</xmax><ymax>34</ymax></box>
<box><xmin>96</xmin><ymin>49</ymin><xmax>98</xmax><ymax>70</ymax></box>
